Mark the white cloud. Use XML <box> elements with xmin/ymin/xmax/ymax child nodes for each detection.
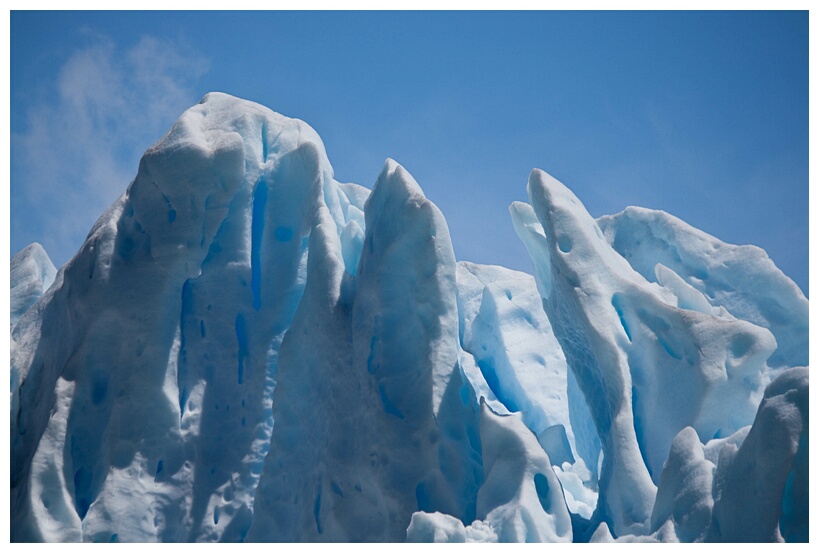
<box><xmin>12</xmin><ymin>34</ymin><xmax>209</xmax><ymax>267</ymax></box>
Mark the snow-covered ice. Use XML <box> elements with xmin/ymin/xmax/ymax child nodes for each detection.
<box><xmin>9</xmin><ymin>93</ymin><xmax>808</xmax><ymax>542</ymax></box>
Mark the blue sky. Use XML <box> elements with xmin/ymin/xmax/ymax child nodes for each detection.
<box><xmin>10</xmin><ymin>10</ymin><xmax>809</xmax><ymax>295</ymax></box>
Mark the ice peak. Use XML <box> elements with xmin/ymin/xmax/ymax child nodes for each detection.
<box><xmin>527</xmin><ymin>168</ymin><xmax>582</xmax><ymax>210</ymax></box>
<box><xmin>10</xmin><ymin>242</ymin><xmax>57</xmax><ymax>328</ymax></box>
<box><xmin>145</xmin><ymin>91</ymin><xmax>332</xmax><ymax>191</ymax></box>
<box><xmin>372</xmin><ymin>159</ymin><xmax>426</xmax><ymax>202</ymax></box>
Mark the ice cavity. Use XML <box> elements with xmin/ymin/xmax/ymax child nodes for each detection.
<box><xmin>597</xmin><ymin>207</ymin><xmax>808</xmax><ymax>369</ymax></box>
<box><xmin>511</xmin><ymin>169</ymin><xmax>777</xmax><ymax>537</ymax></box>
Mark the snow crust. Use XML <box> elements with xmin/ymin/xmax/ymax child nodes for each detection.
<box><xmin>10</xmin><ymin>93</ymin><xmax>808</xmax><ymax>543</ymax></box>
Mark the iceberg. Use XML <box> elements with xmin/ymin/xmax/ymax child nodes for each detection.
<box><xmin>9</xmin><ymin>93</ymin><xmax>808</xmax><ymax>542</ymax></box>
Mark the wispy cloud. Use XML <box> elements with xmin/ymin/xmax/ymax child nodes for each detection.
<box><xmin>11</xmin><ymin>34</ymin><xmax>209</xmax><ymax>267</ymax></box>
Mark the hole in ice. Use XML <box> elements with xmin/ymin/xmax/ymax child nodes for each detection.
<box><xmin>415</xmin><ymin>482</ymin><xmax>432</xmax><ymax>512</ymax></box>
<box><xmin>213</xmin><ymin>505</ymin><xmax>220</xmax><ymax>525</ymax></box>
<box><xmin>91</xmin><ymin>372</ymin><xmax>109</xmax><ymax>405</ymax></box>
<box><xmin>534</xmin><ymin>473</ymin><xmax>550</xmax><ymax>512</ymax></box>
<box><xmin>73</xmin><ymin>467</ymin><xmax>93</xmax><ymax>519</ymax></box>
<box><xmin>208</xmin><ymin>240</ymin><xmax>223</xmax><ymax>256</ymax></box>
<box><xmin>611</xmin><ymin>294</ymin><xmax>632</xmax><ymax>342</ymax></box>
<box><xmin>379</xmin><ymin>385</ymin><xmax>405</xmax><ymax>419</ymax></box>
<box><xmin>118</xmin><ymin>236</ymin><xmax>136</xmax><ymax>260</ymax></box>
<box><xmin>631</xmin><ymin>385</ymin><xmax>652</xmax><ymax>478</ymax></box>
<box><xmin>366</xmin><ymin>334</ymin><xmax>378</xmax><ymax>374</ymax></box>
<box><xmin>692</xmin><ymin>266</ymin><xmax>709</xmax><ymax>280</ymax></box>
<box><xmin>657</xmin><ymin>335</ymin><xmax>682</xmax><ymax>360</ymax></box>
<box><xmin>730</xmin><ymin>333</ymin><xmax>754</xmax><ymax>358</ymax></box>
<box><xmin>179</xmin><ymin>387</ymin><xmax>188</xmax><ymax>414</ymax></box>
<box><xmin>274</xmin><ymin>226</ymin><xmax>294</xmax><ymax>242</ymax></box>
<box><xmin>477</xmin><ymin>359</ymin><xmax>520</xmax><ymax>413</ymax></box>
<box><xmin>505</xmin><ymin>290</ymin><xmax>512</xmax><ymax>300</ymax></box>
<box><xmin>200</xmin><ymin>320</ymin><xmax>206</xmax><ymax>338</ymax></box>
<box><xmin>313</xmin><ymin>491</ymin><xmax>323</xmax><ymax>534</ymax></box>
<box><xmin>155</xmin><ymin>459</ymin><xmax>164</xmax><ymax>477</ymax></box>
<box><xmin>558</xmin><ymin>235</ymin><xmax>572</xmax><ymax>253</ymax></box>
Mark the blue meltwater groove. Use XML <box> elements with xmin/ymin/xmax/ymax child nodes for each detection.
<box><xmin>235</xmin><ymin>313</ymin><xmax>249</xmax><ymax>385</ymax></box>
<box><xmin>251</xmin><ymin>178</ymin><xmax>268</xmax><ymax>311</ymax></box>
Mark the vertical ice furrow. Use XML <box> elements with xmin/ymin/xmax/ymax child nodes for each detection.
<box><xmin>235</xmin><ymin>314</ymin><xmax>249</xmax><ymax>385</ymax></box>
<box><xmin>261</xmin><ymin>121</ymin><xmax>269</xmax><ymax>162</ymax></box>
<box><xmin>250</xmin><ymin>178</ymin><xmax>268</xmax><ymax>311</ymax></box>
<box><xmin>177</xmin><ymin>279</ymin><xmax>194</xmax><ymax>415</ymax></box>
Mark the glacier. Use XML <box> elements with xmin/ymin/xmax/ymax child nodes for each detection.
<box><xmin>9</xmin><ymin>93</ymin><xmax>808</xmax><ymax>543</ymax></box>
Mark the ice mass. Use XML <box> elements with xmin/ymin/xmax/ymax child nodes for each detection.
<box><xmin>9</xmin><ymin>93</ymin><xmax>808</xmax><ymax>542</ymax></box>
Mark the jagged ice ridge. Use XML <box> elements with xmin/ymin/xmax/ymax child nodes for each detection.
<box><xmin>9</xmin><ymin>93</ymin><xmax>809</xmax><ymax>542</ymax></box>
